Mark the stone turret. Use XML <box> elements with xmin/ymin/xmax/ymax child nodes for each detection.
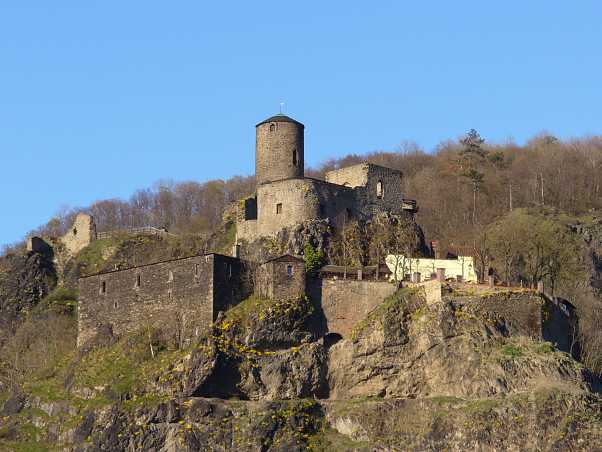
<box><xmin>255</xmin><ymin>114</ymin><xmax>304</xmax><ymax>185</ymax></box>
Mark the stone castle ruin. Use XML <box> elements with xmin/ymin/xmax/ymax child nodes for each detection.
<box><xmin>236</xmin><ymin>114</ymin><xmax>417</xmax><ymax>242</ymax></box>
<box><xmin>71</xmin><ymin>113</ymin><xmax>575</xmax><ymax>352</ymax></box>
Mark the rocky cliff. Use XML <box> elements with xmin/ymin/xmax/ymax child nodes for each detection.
<box><xmin>1</xmin><ymin>287</ymin><xmax>601</xmax><ymax>451</ymax></box>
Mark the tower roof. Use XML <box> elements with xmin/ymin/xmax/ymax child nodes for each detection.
<box><xmin>256</xmin><ymin>114</ymin><xmax>305</xmax><ymax>128</ymax></box>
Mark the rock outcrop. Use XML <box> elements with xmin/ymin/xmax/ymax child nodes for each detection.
<box><xmin>1</xmin><ymin>287</ymin><xmax>601</xmax><ymax>450</ymax></box>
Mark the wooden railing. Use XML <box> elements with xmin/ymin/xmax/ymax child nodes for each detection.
<box><xmin>96</xmin><ymin>226</ymin><xmax>177</xmax><ymax>240</ymax></box>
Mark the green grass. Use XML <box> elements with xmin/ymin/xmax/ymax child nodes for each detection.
<box><xmin>223</xmin><ymin>295</ymin><xmax>271</xmax><ymax>325</ymax></box>
<box><xmin>501</xmin><ymin>344</ymin><xmax>524</xmax><ymax>359</ymax></box>
<box><xmin>351</xmin><ymin>287</ymin><xmax>419</xmax><ymax>339</ymax></box>
<box><xmin>75</xmin><ymin>238</ymin><xmax>120</xmax><ymax>275</ymax></box>
<box><xmin>218</xmin><ymin>223</ymin><xmax>237</xmax><ymax>254</ymax></box>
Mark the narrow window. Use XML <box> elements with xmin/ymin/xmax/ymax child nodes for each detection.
<box><xmin>194</xmin><ymin>263</ymin><xmax>199</xmax><ymax>276</ymax></box>
<box><xmin>287</xmin><ymin>265</ymin><xmax>294</xmax><ymax>277</ymax></box>
<box><xmin>376</xmin><ymin>180</ymin><xmax>384</xmax><ymax>199</ymax></box>
<box><xmin>168</xmin><ymin>270</ymin><xmax>174</xmax><ymax>282</ymax></box>
<box><xmin>269</xmin><ymin>123</ymin><xmax>276</xmax><ymax>132</ymax></box>
<box><xmin>100</xmin><ymin>280</ymin><xmax>106</xmax><ymax>295</ymax></box>
<box><xmin>229</xmin><ymin>264</ymin><xmax>233</xmax><ymax>278</ymax></box>
<box><xmin>293</xmin><ymin>149</ymin><xmax>298</xmax><ymax>166</ymax></box>
<box><xmin>73</xmin><ymin>228</ymin><xmax>78</xmax><ymax>236</ymax></box>
<box><xmin>135</xmin><ymin>274</ymin><xmax>141</xmax><ymax>288</ymax></box>
<box><xmin>167</xmin><ymin>289</ymin><xmax>172</xmax><ymax>301</ymax></box>
<box><xmin>276</xmin><ymin>203</ymin><xmax>283</xmax><ymax>214</ymax></box>
<box><xmin>113</xmin><ymin>300</ymin><xmax>118</xmax><ymax>309</ymax></box>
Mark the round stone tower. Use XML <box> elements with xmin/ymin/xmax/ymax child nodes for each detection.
<box><xmin>255</xmin><ymin>114</ymin><xmax>304</xmax><ymax>185</ymax></box>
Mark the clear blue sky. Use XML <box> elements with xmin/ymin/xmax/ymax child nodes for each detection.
<box><xmin>1</xmin><ymin>1</ymin><xmax>600</xmax><ymax>247</ymax></box>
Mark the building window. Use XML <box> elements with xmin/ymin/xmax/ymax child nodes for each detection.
<box><xmin>377</xmin><ymin>180</ymin><xmax>384</xmax><ymax>199</ymax></box>
<box><xmin>194</xmin><ymin>264</ymin><xmax>199</xmax><ymax>276</ymax></box>
<box><xmin>113</xmin><ymin>301</ymin><xmax>118</xmax><ymax>309</ymax></box>
<box><xmin>167</xmin><ymin>289</ymin><xmax>173</xmax><ymax>301</ymax></box>
<box><xmin>168</xmin><ymin>270</ymin><xmax>174</xmax><ymax>282</ymax></box>
<box><xmin>293</xmin><ymin>149</ymin><xmax>298</xmax><ymax>166</ymax></box>
<box><xmin>276</xmin><ymin>203</ymin><xmax>283</xmax><ymax>214</ymax></box>
<box><xmin>269</xmin><ymin>123</ymin><xmax>276</xmax><ymax>132</ymax></box>
<box><xmin>100</xmin><ymin>281</ymin><xmax>106</xmax><ymax>295</ymax></box>
<box><xmin>135</xmin><ymin>274</ymin><xmax>141</xmax><ymax>288</ymax></box>
<box><xmin>286</xmin><ymin>265</ymin><xmax>294</xmax><ymax>277</ymax></box>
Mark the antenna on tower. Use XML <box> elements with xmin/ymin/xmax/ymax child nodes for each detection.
<box><xmin>279</xmin><ymin>101</ymin><xmax>285</xmax><ymax>114</ymax></box>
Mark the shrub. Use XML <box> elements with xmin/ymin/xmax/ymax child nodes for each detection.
<box><xmin>303</xmin><ymin>243</ymin><xmax>324</xmax><ymax>276</ymax></box>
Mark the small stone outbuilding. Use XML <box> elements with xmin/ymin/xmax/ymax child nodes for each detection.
<box><xmin>255</xmin><ymin>255</ymin><xmax>306</xmax><ymax>301</ymax></box>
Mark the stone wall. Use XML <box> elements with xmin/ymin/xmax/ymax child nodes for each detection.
<box><xmin>353</xmin><ymin>164</ymin><xmax>406</xmax><ymax>216</ymax></box>
<box><xmin>256</xmin><ymin>119</ymin><xmax>304</xmax><ymax>185</ymax></box>
<box><xmin>78</xmin><ymin>254</ymin><xmax>249</xmax><ymax>347</ymax></box>
<box><xmin>309</xmin><ymin>279</ymin><xmax>397</xmax><ymax>338</ymax></box>
<box><xmin>245</xmin><ymin>178</ymin><xmax>355</xmax><ymax>240</ymax></box>
<box><xmin>61</xmin><ymin>213</ymin><xmax>97</xmax><ymax>256</ymax></box>
<box><xmin>256</xmin><ymin>256</ymin><xmax>306</xmax><ymax>300</ymax></box>
<box><xmin>26</xmin><ymin>237</ymin><xmax>53</xmax><ymax>255</ymax></box>
<box><xmin>325</xmin><ymin>163</ymin><xmax>371</xmax><ymax>187</ymax></box>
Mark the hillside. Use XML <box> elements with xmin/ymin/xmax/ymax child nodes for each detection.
<box><xmin>2</xmin><ymin>134</ymin><xmax>602</xmax><ymax>450</ymax></box>
<box><xmin>1</xmin><ymin>283</ymin><xmax>601</xmax><ymax>450</ymax></box>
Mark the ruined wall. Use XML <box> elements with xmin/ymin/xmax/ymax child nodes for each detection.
<box><xmin>78</xmin><ymin>254</ymin><xmax>248</xmax><ymax>347</ymax></box>
<box><xmin>325</xmin><ymin>163</ymin><xmax>371</xmax><ymax>187</ymax></box>
<box><xmin>61</xmin><ymin>213</ymin><xmax>96</xmax><ymax>256</ymax></box>
<box><xmin>256</xmin><ymin>119</ymin><xmax>304</xmax><ymax>185</ymax></box>
<box><xmin>354</xmin><ymin>164</ymin><xmax>405</xmax><ymax>216</ymax></box>
<box><xmin>26</xmin><ymin>237</ymin><xmax>53</xmax><ymax>255</ymax></box>
<box><xmin>310</xmin><ymin>279</ymin><xmax>397</xmax><ymax>338</ymax></box>
<box><xmin>326</xmin><ymin>163</ymin><xmax>407</xmax><ymax>218</ymax></box>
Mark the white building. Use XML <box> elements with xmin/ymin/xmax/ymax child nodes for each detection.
<box><xmin>385</xmin><ymin>255</ymin><xmax>478</xmax><ymax>283</ymax></box>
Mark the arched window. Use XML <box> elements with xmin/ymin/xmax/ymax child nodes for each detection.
<box><xmin>293</xmin><ymin>149</ymin><xmax>298</xmax><ymax>166</ymax></box>
<box><xmin>269</xmin><ymin>123</ymin><xmax>276</xmax><ymax>132</ymax></box>
<box><xmin>376</xmin><ymin>180</ymin><xmax>384</xmax><ymax>199</ymax></box>
<box><xmin>286</xmin><ymin>265</ymin><xmax>294</xmax><ymax>277</ymax></box>
<box><xmin>168</xmin><ymin>270</ymin><xmax>174</xmax><ymax>282</ymax></box>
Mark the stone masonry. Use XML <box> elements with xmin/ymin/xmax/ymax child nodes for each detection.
<box><xmin>236</xmin><ymin>114</ymin><xmax>417</xmax><ymax>243</ymax></box>
<box><xmin>78</xmin><ymin>253</ymin><xmax>249</xmax><ymax>346</ymax></box>
<box><xmin>255</xmin><ymin>255</ymin><xmax>306</xmax><ymax>301</ymax></box>
<box><xmin>61</xmin><ymin>213</ymin><xmax>97</xmax><ymax>255</ymax></box>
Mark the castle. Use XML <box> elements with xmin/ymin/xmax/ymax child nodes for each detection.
<box><xmin>76</xmin><ymin>113</ymin><xmax>419</xmax><ymax>346</ymax></box>
<box><xmin>235</xmin><ymin>113</ymin><xmax>417</xmax><ymax>242</ymax></box>
<box><xmin>74</xmin><ymin>113</ymin><xmax>574</xmax><ymax>352</ymax></box>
